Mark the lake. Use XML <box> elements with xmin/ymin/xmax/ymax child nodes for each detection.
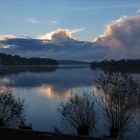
<box><xmin>0</xmin><ymin>66</ymin><xmax>140</xmax><ymax>139</ymax></box>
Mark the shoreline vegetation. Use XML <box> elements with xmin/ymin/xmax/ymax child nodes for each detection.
<box><xmin>0</xmin><ymin>53</ymin><xmax>140</xmax><ymax>79</ymax></box>
<box><xmin>0</xmin><ymin>53</ymin><xmax>58</xmax><ymax>66</ymax></box>
<box><xmin>0</xmin><ymin>53</ymin><xmax>89</xmax><ymax>68</ymax></box>
<box><xmin>90</xmin><ymin>59</ymin><xmax>140</xmax><ymax>73</ymax></box>
<box><xmin>0</xmin><ymin>53</ymin><xmax>140</xmax><ymax>73</ymax></box>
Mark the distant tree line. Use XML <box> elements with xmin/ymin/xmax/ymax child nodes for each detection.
<box><xmin>90</xmin><ymin>59</ymin><xmax>140</xmax><ymax>73</ymax></box>
<box><xmin>0</xmin><ymin>53</ymin><xmax>58</xmax><ymax>65</ymax></box>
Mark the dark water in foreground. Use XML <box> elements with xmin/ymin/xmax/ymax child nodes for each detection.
<box><xmin>0</xmin><ymin>66</ymin><xmax>140</xmax><ymax>139</ymax></box>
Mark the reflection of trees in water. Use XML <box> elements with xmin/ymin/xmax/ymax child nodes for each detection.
<box><xmin>96</xmin><ymin>72</ymin><xmax>139</xmax><ymax>138</ymax></box>
<box><xmin>0</xmin><ymin>66</ymin><xmax>57</xmax><ymax>76</ymax></box>
<box><xmin>58</xmin><ymin>91</ymin><xmax>97</xmax><ymax>136</ymax></box>
<box><xmin>0</xmin><ymin>81</ymin><xmax>25</xmax><ymax>128</ymax></box>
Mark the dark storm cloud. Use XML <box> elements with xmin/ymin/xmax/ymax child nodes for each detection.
<box><xmin>0</xmin><ymin>33</ymin><xmax>108</xmax><ymax>60</ymax></box>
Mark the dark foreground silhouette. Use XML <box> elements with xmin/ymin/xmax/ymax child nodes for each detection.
<box><xmin>0</xmin><ymin>127</ymin><xmax>108</xmax><ymax>140</ymax></box>
<box><xmin>58</xmin><ymin>92</ymin><xmax>97</xmax><ymax>136</ymax></box>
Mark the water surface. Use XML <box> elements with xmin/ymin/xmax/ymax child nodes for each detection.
<box><xmin>0</xmin><ymin>66</ymin><xmax>139</xmax><ymax>139</ymax></box>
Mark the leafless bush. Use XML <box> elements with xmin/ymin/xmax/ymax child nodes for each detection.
<box><xmin>0</xmin><ymin>81</ymin><xmax>25</xmax><ymax>128</ymax></box>
<box><xmin>96</xmin><ymin>72</ymin><xmax>139</xmax><ymax>138</ymax></box>
<box><xmin>58</xmin><ymin>91</ymin><xmax>97</xmax><ymax>136</ymax></box>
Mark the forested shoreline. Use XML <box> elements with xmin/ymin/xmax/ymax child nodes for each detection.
<box><xmin>90</xmin><ymin>59</ymin><xmax>140</xmax><ymax>73</ymax></box>
<box><xmin>0</xmin><ymin>53</ymin><xmax>58</xmax><ymax>65</ymax></box>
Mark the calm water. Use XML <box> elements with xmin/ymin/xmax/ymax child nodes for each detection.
<box><xmin>0</xmin><ymin>66</ymin><xmax>140</xmax><ymax>139</ymax></box>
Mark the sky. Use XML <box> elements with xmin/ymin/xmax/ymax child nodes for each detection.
<box><xmin>0</xmin><ymin>0</ymin><xmax>140</xmax><ymax>40</ymax></box>
<box><xmin>0</xmin><ymin>0</ymin><xmax>140</xmax><ymax>60</ymax></box>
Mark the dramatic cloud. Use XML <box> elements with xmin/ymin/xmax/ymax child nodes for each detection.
<box><xmin>38</xmin><ymin>28</ymin><xmax>85</xmax><ymax>42</ymax></box>
<box><xmin>0</xmin><ymin>39</ymin><xmax>106</xmax><ymax>61</ymax></box>
<box><xmin>94</xmin><ymin>15</ymin><xmax>140</xmax><ymax>59</ymax></box>
<box><xmin>0</xmin><ymin>28</ymin><xmax>106</xmax><ymax>60</ymax></box>
<box><xmin>0</xmin><ymin>15</ymin><xmax>140</xmax><ymax>60</ymax></box>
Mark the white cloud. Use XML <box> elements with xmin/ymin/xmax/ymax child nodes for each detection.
<box><xmin>25</xmin><ymin>18</ymin><xmax>40</xmax><ymax>24</ymax></box>
<box><xmin>0</xmin><ymin>35</ymin><xmax>16</xmax><ymax>41</ymax></box>
<box><xmin>0</xmin><ymin>44</ymin><xmax>11</xmax><ymax>49</ymax></box>
<box><xmin>49</xmin><ymin>19</ymin><xmax>59</xmax><ymax>24</ymax></box>
<box><xmin>136</xmin><ymin>8</ymin><xmax>140</xmax><ymax>13</ymax></box>
<box><xmin>25</xmin><ymin>18</ymin><xmax>59</xmax><ymax>24</ymax></box>
<box><xmin>94</xmin><ymin>15</ymin><xmax>140</xmax><ymax>59</ymax></box>
<box><xmin>38</xmin><ymin>28</ymin><xmax>85</xmax><ymax>42</ymax></box>
<box><xmin>22</xmin><ymin>35</ymin><xmax>32</xmax><ymax>39</ymax></box>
